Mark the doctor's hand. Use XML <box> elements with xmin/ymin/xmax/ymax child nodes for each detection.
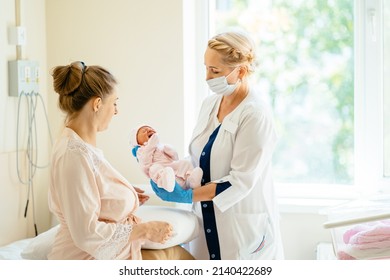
<box><xmin>150</xmin><ymin>179</ymin><xmax>193</xmax><ymax>204</ymax></box>
<box><xmin>131</xmin><ymin>146</ymin><xmax>140</xmax><ymax>159</ymax></box>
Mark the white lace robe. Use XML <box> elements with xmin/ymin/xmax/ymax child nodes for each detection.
<box><xmin>48</xmin><ymin>128</ymin><xmax>142</xmax><ymax>260</ymax></box>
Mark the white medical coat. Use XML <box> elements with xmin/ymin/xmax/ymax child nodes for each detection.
<box><xmin>187</xmin><ymin>89</ymin><xmax>284</xmax><ymax>260</ymax></box>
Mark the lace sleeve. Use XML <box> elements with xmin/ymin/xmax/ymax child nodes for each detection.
<box><xmin>95</xmin><ymin>224</ymin><xmax>133</xmax><ymax>260</ymax></box>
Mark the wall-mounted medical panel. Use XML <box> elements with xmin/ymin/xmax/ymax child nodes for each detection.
<box><xmin>8</xmin><ymin>60</ymin><xmax>40</xmax><ymax>97</ymax></box>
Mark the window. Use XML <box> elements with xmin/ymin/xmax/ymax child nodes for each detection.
<box><xmin>188</xmin><ymin>0</ymin><xmax>390</xmax><ymax>196</ymax></box>
<box><xmin>384</xmin><ymin>1</ymin><xmax>390</xmax><ymax>177</ymax></box>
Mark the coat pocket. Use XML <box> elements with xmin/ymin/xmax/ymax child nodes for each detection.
<box><xmin>233</xmin><ymin>213</ymin><xmax>275</xmax><ymax>259</ymax></box>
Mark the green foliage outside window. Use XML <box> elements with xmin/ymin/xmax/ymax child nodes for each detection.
<box><xmin>214</xmin><ymin>0</ymin><xmax>354</xmax><ymax>184</ymax></box>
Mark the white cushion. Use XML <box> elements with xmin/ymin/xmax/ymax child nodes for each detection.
<box><xmin>20</xmin><ymin>225</ymin><xmax>58</xmax><ymax>260</ymax></box>
<box><xmin>0</xmin><ymin>238</ymin><xmax>33</xmax><ymax>260</ymax></box>
<box><xmin>20</xmin><ymin>206</ymin><xmax>199</xmax><ymax>258</ymax></box>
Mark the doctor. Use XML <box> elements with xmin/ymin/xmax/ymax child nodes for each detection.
<box><xmin>151</xmin><ymin>31</ymin><xmax>284</xmax><ymax>260</ymax></box>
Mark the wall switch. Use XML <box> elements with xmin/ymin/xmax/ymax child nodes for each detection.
<box><xmin>8</xmin><ymin>60</ymin><xmax>40</xmax><ymax>97</ymax></box>
<box><xmin>8</xmin><ymin>26</ymin><xmax>26</xmax><ymax>45</ymax></box>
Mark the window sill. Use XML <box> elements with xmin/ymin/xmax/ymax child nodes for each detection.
<box><xmin>276</xmin><ymin>183</ymin><xmax>359</xmax><ymax>214</ymax></box>
<box><xmin>277</xmin><ymin>197</ymin><xmax>349</xmax><ymax>214</ymax></box>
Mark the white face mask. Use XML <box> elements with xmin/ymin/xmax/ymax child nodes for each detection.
<box><xmin>206</xmin><ymin>68</ymin><xmax>240</xmax><ymax>96</ymax></box>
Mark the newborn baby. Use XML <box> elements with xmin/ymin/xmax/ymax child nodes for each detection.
<box><xmin>130</xmin><ymin>125</ymin><xmax>203</xmax><ymax>192</ymax></box>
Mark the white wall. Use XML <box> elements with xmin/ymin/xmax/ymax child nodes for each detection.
<box><xmin>0</xmin><ymin>0</ymin><xmax>50</xmax><ymax>245</ymax></box>
<box><xmin>0</xmin><ymin>0</ymin><xmax>336</xmax><ymax>259</ymax></box>
<box><xmin>280</xmin><ymin>211</ymin><xmax>332</xmax><ymax>259</ymax></box>
<box><xmin>46</xmin><ymin>0</ymin><xmax>186</xmax><ymax>188</ymax></box>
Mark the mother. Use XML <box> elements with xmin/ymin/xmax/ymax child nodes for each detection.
<box><xmin>48</xmin><ymin>61</ymin><xmax>193</xmax><ymax>260</ymax></box>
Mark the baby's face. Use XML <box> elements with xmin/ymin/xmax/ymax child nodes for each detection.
<box><xmin>137</xmin><ymin>126</ymin><xmax>156</xmax><ymax>145</ymax></box>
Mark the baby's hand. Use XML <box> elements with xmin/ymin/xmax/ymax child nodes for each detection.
<box><xmin>148</xmin><ymin>133</ymin><xmax>159</xmax><ymax>146</ymax></box>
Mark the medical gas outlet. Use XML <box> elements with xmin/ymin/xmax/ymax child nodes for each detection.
<box><xmin>8</xmin><ymin>60</ymin><xmax>40</xmax><ymax>97</ymax></box>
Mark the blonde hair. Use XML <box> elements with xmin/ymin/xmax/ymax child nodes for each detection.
<box><xmin>51</xmin><ymin>61</ymin><xmax>117</xmax><ymax>120</ymax></box>
<box><xmin>208</xmin><ymin>31</ymin><xmax>256</xmax><ymax>75</ymax></box>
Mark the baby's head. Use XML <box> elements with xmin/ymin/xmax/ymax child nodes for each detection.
<box><xmin>129</xmin><ymin>125</ymin><xmax>156</xmax><ymax>146</ymax></box>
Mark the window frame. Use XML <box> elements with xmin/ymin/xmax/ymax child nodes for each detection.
<box><xmin>186</xmin><ymin>0</ymin><xmax>390</xmax><ymax>201</ymax></box>
<box><xmin>355</xmin><ymin>0</ymin><xmax>390</xmax><ymax>193</ymax></box>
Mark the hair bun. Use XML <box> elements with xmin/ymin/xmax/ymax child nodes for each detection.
<box><xmin>52</xmin><ymin>61</ymin><xmax>85</xmax><ymax>96</ymax></box>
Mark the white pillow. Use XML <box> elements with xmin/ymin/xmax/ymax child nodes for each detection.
<box><xmin>20</xmin><ymin>206</ymin><xmax>199</xmax><ymax>258</ymax></box>
<box><xmin>21</xmin><ymin>225</ymin><xmax>58</xmax><ymax>260</ymax></box>
<box><xmin>136</xmin><ymin>205</ymin><xmax>199</xmax><ymax>249</ymax></box>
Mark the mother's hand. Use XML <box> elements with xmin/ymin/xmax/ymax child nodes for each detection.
<box><xmin>133</xmin><ymin>186</ymin><xmax>150</xmax><ymax>205</ymax></box>
<box><xmin>132</xmin><ymin>221</ymin><xmax>173</xmax><ymax>244</ymax></box>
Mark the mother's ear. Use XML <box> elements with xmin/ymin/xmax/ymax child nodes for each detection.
<box><xmin>92</xmin><ymin>97</ymin><xmax>102</xmax><ymax>112</ymax></box>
